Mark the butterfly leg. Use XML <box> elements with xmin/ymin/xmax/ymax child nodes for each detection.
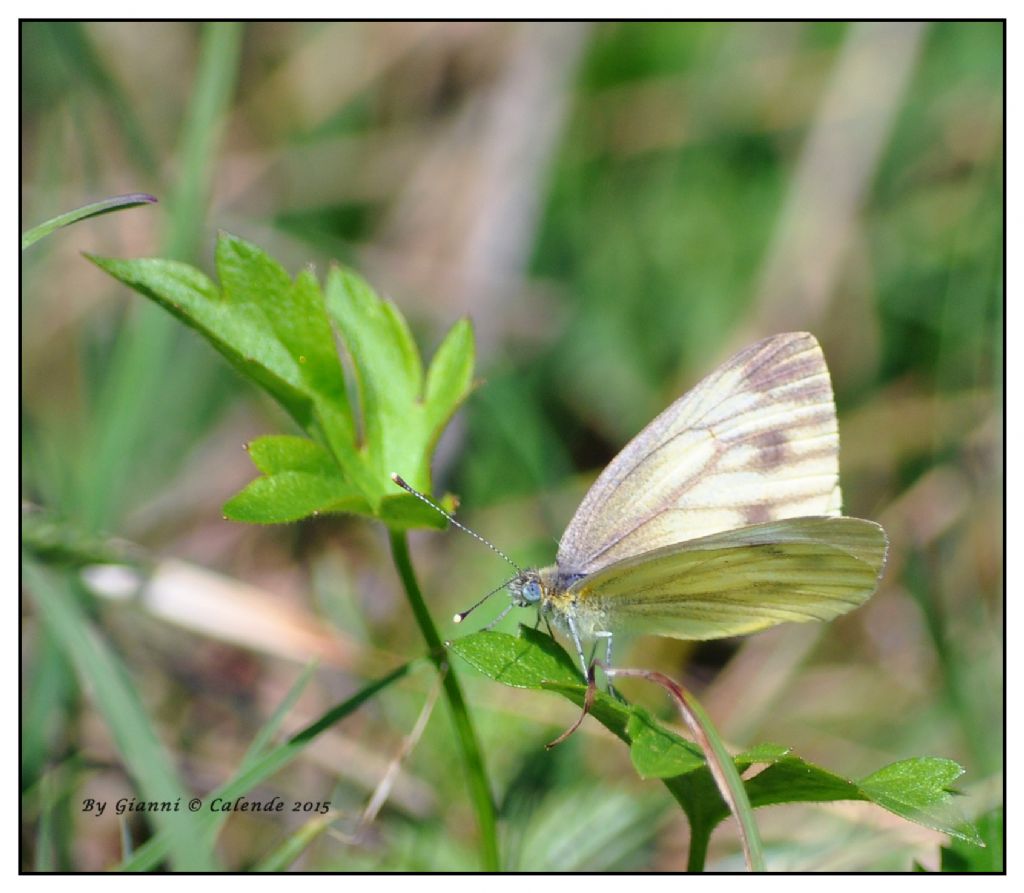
<box><xmin>595</xmin><ymin>631</ymin><xmax>621</xmax><ymax>701</ymax></box>
<box><xmin>541</xmin><ymin>612</ymin><xmax>557</xmax><ymax>642</ymax></box>
<box><xmin>483</xmin><ymin>603</ymin><xmax>514</xmax><ymax>632</ymax></box>
<box><xmin>566</xmin><ymin>613</ymin><xmax>588</xmax><ymax>678</ymax></box>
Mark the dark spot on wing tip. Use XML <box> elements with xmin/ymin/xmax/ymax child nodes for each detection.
<box><xmin>743</xmin><ymin>340</ymin><xmax>828</xmax><ymax>395</ymax></box>
<box><xmin>750</xmin><ymin>429</ymin><xmax>790</xmax><ymax>469</ymax></box>
<box><xmin>744</xmin><ymin>504</ymin><xmax>773</xmax><ymax>524</ymax></box>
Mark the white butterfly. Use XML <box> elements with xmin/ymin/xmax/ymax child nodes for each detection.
<box><xmin>396</xmin><ymin>332</ymin><xmax>887</xmax><ymax>672</ymax></box>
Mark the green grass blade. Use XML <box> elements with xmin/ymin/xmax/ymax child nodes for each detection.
<box><xmin>79</xmin><ymin>22</ymin><xmax>243</xmax><ymax>529</ymax></box>
<box><xmin>251</xmin><ymin>812</ymin><xmax>338</xmax><ymax>871</ymax></box>
<box><xmin>675</xmin><ymin>681</ymin><xmax>765</xmax><ymax>872</ymax></box>
<box><xmin>163</xmin><ymin>21</ymin><xmax>243</xmax><ymax>261</ymax></box>
<box><xmin>21</xmin><ymin>625</ymin><xmax>74</xmax><ymax>789</ymax></box>
<box><xmin>24</xmin><ymin>560</ymin><xmax>218</xmax><ymax>871</ymax></box>
<box><xmin>21</xmin><ymin>193</ymin><xmax>157</xmax><ymax>249</ymax></box>
<box><xmin>119</xmin><ymin>659</ymin><xmax>415</xmax><ymax>871</ymax></box>
<box><xmin>240</xmin><ymin>662</ymin><xmax>318</xmax><ymax>770</ymax></box>
<box><xmin>39</xmin><ymin>22</ymin><xmax>159</xmax><ymax>175</ymax></box>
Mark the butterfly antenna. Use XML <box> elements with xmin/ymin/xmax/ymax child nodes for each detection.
<box><xmin>452</xmin><ymin>575</ymin><xmax>519</xmax><ymax>624</ymax></box>
<box><xmin>390</xmin><ymin>473</ymin><xmax>523</xmax><ymax>574</ymax></box>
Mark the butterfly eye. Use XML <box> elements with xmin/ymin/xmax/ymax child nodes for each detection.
<box><xmin>523</xmin><ymin>581</ymin><xmax>542</xmax><ymax>603</ymax></box>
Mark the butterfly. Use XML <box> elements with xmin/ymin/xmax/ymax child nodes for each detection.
<box><xmin>394</xmin><ymin>332</ymin><xmax>888</xmax><ymax>674</ymax></box>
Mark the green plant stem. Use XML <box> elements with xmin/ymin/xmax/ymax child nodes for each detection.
<box><xmin>388</xmin><ymin>530</ymin><xmax>500</xmax><ymax>871</ymax></box>
<box><xmin>607</xmin><ymin>667</ymin><xmax>766</xmax><ymax>872</ymax></box>
<box><xmin>687</xmin><ymin>823</ymin><xmax>712</xmax><ymax>873</ymax></box>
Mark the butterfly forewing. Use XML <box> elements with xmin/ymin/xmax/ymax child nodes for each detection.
<box><xmin>557</xmin><ymin>333</ymin><xmax>842</xmax><ymax>576</ymax></box>
<box><xmin>568</xmin><ymin>517</ymin><xmax>887</xmax><ymax>640</ymax></box>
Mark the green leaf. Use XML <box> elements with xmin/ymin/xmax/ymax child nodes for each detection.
<box><xmin>91</xmin><ymin>233</ymin><xmax>476</xmax><ymax>529</ymax></box>
<box><xmin>22</xmin><ymin>193</ymin><xmax>157</xmax><ymax>249</ymax></box>
<box><xmin>87</xmin><ymin>254</ymin><xmax>328</xmax><ymax>442</ymax></box>
<box><xmin>448</xmin><ymin>626</ymin><xmax>637</xmax><ymax>743</ymax></box>
<box><xmin>450</xmin><ymin>626</ymin><xmax>984</xmax><ymax>852</ymax></box>
<box><xmin>377</xmin><ymin>493</ymin><xmax>454</xmax><ymax>531</ymax></box>
<box><xmin>448</xmin><ymin>625</ymin><xmax>583</xmax><ymax>690</ymax></box>
<box><xmin>222</xmin><ymin>436</ymin><xmax>451</xmax><ymax>528</ymax></box>
<box><xmin>223</xmin><ymin>436</ymin><xmax>368</xmax><ymax>523</ymax></box>
<box><xmin>246</xmin><ymin>435</ymin><xmax>338</xmax><ymax>476</ymax></box>
<box><xmin>424</xmin><ymin>318</ymin><xmax>476</xmax><ymax>437</ymax></box>
<box><xmin>626</xmin><ymin>710</ymin><xmax>705</xmax><ymax>779</ymax></box>
<box><xmin>325</xmin><ymin>266</ymin><xmax>476</xmax><ymax>498</ymax></box>
<box><xmin>859</xmin><ymin>758</ymin><xmax>984</xmax><ymax>846</ymax></box>
<box><xmin>736</xmin><ymin>743</ymin><xmax>792</xmax><ymax>763</ymax></box>
<box><xmin>214</xmin><ymin>236</ymin><xmax>353</xmax><ymax>440</ymax></box>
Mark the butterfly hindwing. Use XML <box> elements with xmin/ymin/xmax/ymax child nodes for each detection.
<box><xmin>556</xmin><ymin>333</ymin><xmax>842</xmax><ymax>576</ymax></box>
<box><xmin>569</xmin><ymin>517</ymin><xmax>888</xmax><ymax>640</ymax></box>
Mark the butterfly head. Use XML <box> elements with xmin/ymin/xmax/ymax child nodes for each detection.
<box><xmin>508</xmin><ymin>571</ymin><xmax>543</xmax><ymax>607</ymax></box>
<box><xmin>387</xmin><ymin>473</ymin><xmax>551</xmax><ymax>623</ymax></box>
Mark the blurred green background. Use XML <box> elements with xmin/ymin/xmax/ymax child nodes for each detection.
<box><xmin>21</xmin><ymin>21</ymin><xmax>1003</xmax><ymax>871</ymax></box>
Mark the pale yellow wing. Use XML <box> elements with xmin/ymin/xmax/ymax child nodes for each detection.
<box><xmin>557</xmin><ymin>333</ymin><xmax>842</xmax><ymax>575</ymax></box>
<box><xmin>571</xmin><ymin>517</ymin><xmax>887</xmax><ymax>640</ymax></box>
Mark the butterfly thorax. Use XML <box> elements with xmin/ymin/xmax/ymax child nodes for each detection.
<box><xmin>508</xmin><ymin>566</ymin><xmax>609</xmax><ymax>639</ymax></box>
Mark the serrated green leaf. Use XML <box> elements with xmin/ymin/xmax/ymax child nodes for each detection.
<box><xmin>742</xmin><ymin>756</ymin><xmax>863</xmax><ymax>806</ymax></box>
<box><xmin>224</xmin><ymin>434</ymin><xmax>368</xmax><ymax>523</ymax></box>
<box><xmin>329</xmin><ymin>267</ymin><xmax>423</xmax><ymax>402</ymax></box>
<box><xmin>859</xmin><ymin>758</ymin><xmax>983</xmax><ymax>846</ymax></box>
<box><xmin>325</xmin><ymin>268</ymin><xmax>421</xmax><ymax>490</ymax></box>
<box><xmin>86</xmin><ymin>253</ymin><xmax>332</xmax><ymax>449</ymax></box>
<box><xmin>448</xmin><ymin>627</ymin><xmax>582</xmax><ymax>690</ymax></box>
<box><xmin>451</xmin><ymin>625</ymin><xmax>984</xmax><ymax>852</ymax></box>
<box><xmin>223</xmin><ymin>472</ymin><xmax>368</xmax><ymax>524</ymax></box>
<box><xmin>92</xmin><ymin>233</ymin><xmax>476</xmax><ymax>530</ymax></box>
<box><xmin>90</xmin><ymin>236</ymin><xmax>374</xmax><ymax>502</ymax></box>
<box><xmin>225</xmin><ymin>437</ymin><xmax>450</xmax><ymax>527</ymax></box>
<box><xmin>215</xmin><ymin>236</ymin><xmax>350</xmax><ymax>417</ymax></box>
<box><xmin>325</xmin><ymin>265</ymin><xmax>475</xmax><ymax>500</ymax></box>
<box><xmin>669</xmin><ymin>750</ymin><xmax>984</xmax><ymax>849</ymax></box>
